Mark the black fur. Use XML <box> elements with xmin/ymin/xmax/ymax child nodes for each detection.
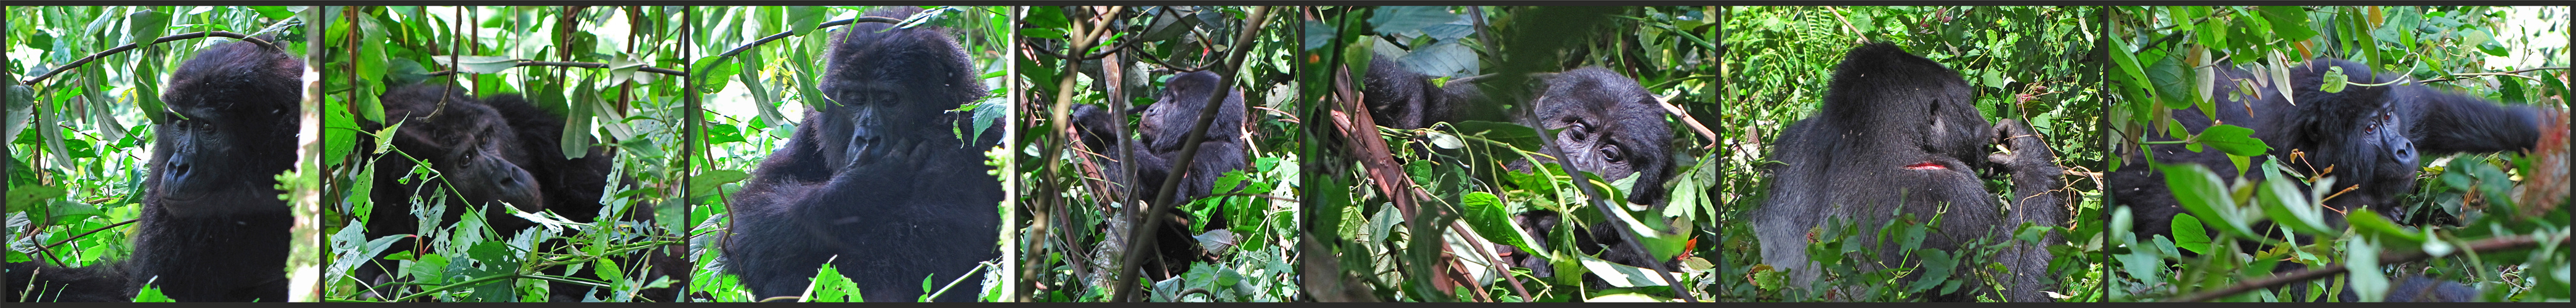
<box><xmin>1064</xmin><ymin>70</ymin><xmax>1254</xmax><ymax>280</ymax></box>
<box><xmin>6</xmin><ymin>38</ymin><xmax>302</xmax><ymax>302</ymax></box>
<box><xmin>358</xmin><ymin>84</ymin><xmax>675</xmax><ymax>301</ymax></box>
<box><xmin>2108</xmin><ymin>59</ymin><xmax>2540</xmax><ymax>302</ymax></box>
<box><xmin>1358</xmin><ymin>59</ymin><xmax>1691</xmax><ymax>279</ymax></box>
<box><xmin>1752</xmin><ymin>43</ymin><xmax>2067</xmax><ymax>302</ymax></box>
<box><xmin>721</xmin><ymin>7</ymin><xmax>1002</xmax><ymax>302</ymax></box>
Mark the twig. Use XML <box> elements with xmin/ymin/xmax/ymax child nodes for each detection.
<box><xmin>43</xmin><ymin>219</ymin><xmax>139</xmax><ymax>248</ymax></box>
<box><xmin>20</xmin><ymin>31</ymin><xmax>274</xmax><ymax>86</ymax></box>
<box><xmin>716</xmin><ymin>17</ymin><xmax>905</xmax><ymax>58</ymax></box>
<box><xmin>2166</xmin><ymin>235</ymin><xmax>2561</xmax><ymax>302</ymax></box>
<box><xmin>1111</xmin><ymin>6</ymin><xmax>1270</xmax><ymax>302</ymax></box>
<box><xmin>424</xmin><ymin>60</ymin><xmax>686</xmax><ymax>76</ymax></box>
<box><xmin>2419</xmin><ymin>67</ymin><xmax>2570</xmax><ymax>83</ymax></box>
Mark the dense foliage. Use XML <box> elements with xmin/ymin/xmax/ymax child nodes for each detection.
<box><xmin>2105</xmin><ymin>6</ymin><xmax>2569</xmax><ymax>302</ymax></box>
<box><xmin>318</xmin><ymin>6</ymin><xmax>691</xmax><ymax>302</ymax></box>
<box><xmin>7</xmin><ymin>6</ymin><xmax>318</xmax><ymax>302</ymax></box>
<box><xmin>1302</xmin><ymin>6</ymin><xmax>1721</xmax><ymax>302</ymax></box>
<box><xmin>1719</xmin><ymin>6</ymin><xmax>2109</xmax><ymax>302</ymax></box>
<box><xmin>686</xmin><ymin>6</ymin><xmax>1011</xmax><ymax>302</ymax></box>
<box><xmin>1016</xmin><ymin>6</ymin><xmax>1303</xmax><ymax>302</ymax></box>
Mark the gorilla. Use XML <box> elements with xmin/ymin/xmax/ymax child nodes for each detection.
<box><xmin>1354</xmin><ymin>57</ymin><xmax>1687</xmax><ymax>278</ymax></box>
<box><xmin>1066</xmin><ymin>70</ymin><xmax>1253</xmax><ymax>283</ymax></box>
<box><xmin>2107</xmin><ymin>59</ymin><xmax>2542</xmax><ymax>302</ymax></box>
<box><xmin>1751</xmin><ymin>43</ymin><xmax>2068</xmax><ymax>302</ymax></box>
<box><xmin>1360</xmin><ymin>55</ymin><xmax>1495</xmax><ymax>130</ymax></box>
<box><xmin>1071</xmin><ymin>70</ymin><xmax>1252</xmax><ymax>206</ymax></box>
<box><xmin>357</xmin><ymin>84</ymin><xmax>681</xmax><ymax>301</ymax></box>
<box><xmin>5</xmin><ymin>38</ymin><xmax>302</xmax><ymax>302</ymax></box>
<box><xmin>720</xmin><ymin>7</ymin><xmax>1003</xmax><ymax>302</ymax></box>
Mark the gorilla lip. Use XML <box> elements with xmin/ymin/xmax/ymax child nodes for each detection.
<box><xmin>1905</xmin><ymin>161</ymin><xmax>1947</xmax><ymax>170</ymax></box>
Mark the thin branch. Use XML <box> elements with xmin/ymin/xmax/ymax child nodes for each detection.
<box><xmin>43</xmin><ymin>219</ymin><xmax>139</xmax><ymax>248</ymax></box>
<box><xmin>715</xmin><ymin>17</ymin><xmax>904</xmax><ymax>58</ymax></box>
<box><xmin>424</xmin><ymin>60</ymin><xmax>686</xmax><ymax>76</ymax></box>
<box><xmin>2419</xmin><ymin>67</ymin><xmax>2570</xmax><ymax>83</ymax></box>
<box><xmin>1112</xmin><ymin>6</ymin><xmax>1270</xmax><ymax>302</ymax></box>
<box><xmin>2167</xmin><ymin>235</ymin><xmax>2561</xmax><ymax>302</ymax></box>
<box><xmin>20</xmin><ymin>31</ymin><xmax>275</xmax><ymax>86</ymax></box>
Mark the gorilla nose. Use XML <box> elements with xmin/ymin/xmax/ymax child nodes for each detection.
<box><xmin>2391</xmin><ymin>138</ymin><xmax>2418</xmax><ymax>164</ymax></box>
<box><xmin>166</xmin><ymin>154</ymin><xmax>195</xmax><ymax>183</ymax></box>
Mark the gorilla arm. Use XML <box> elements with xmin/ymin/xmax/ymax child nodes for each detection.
<box><xmin>1988</xmin><ymin>119</ymin><xmax>2070</xmax><ymax>302</ymax></box>
<box><xmin>2395</xmin><ymin>85</ymin><xmax>2543</xmax><ymax>156</ymax></box>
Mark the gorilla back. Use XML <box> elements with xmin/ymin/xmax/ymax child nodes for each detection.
<box><xmin>6</xmin><ymin>38</ymin><xmax>302</xmax><ymax>302</ymax></box>
<box><xmin>2106</xmin><ymin>59</ymin><xmax>2540</xmax><ymax>302</ymax></box>
<box><xmin>1752</xmin><ymin>43</ymin><xmax>2067</xmax><ymax>302</ymax></box>
<box><xmin>721</xmin><ymin>7</ymin><xmax>1003</xmax><ymax>302</ymax></box>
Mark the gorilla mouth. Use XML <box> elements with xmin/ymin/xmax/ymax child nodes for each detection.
<box><xmin>1904</xmin><ymin>161</ymin><xmax>1946</xmax><ymax>170</ymax></box>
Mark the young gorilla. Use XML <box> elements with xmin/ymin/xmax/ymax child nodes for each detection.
<box><xmin>1360</xmin><ymin>55</ymin><xmax>1495</xmax><ymax>130</ymax></box>
<box><xmin>359</xmin><ymin>85</ymin><xmax>679</xmax><ymax>301</ymax></box>
<box><xmin>1066</xmin><ymin>70</ymin><xmax>1252</xmax><ymax>285</ymax></box>
<box><xmin>721</xmin><ymin>7</ymin><xmax>1003</xmax><ymax>302</ymax></box>
<box><xmin>4</xmin><ymin>38</ymin><xmax>302</xmax><ymax>302</ymax></box>
<box><xmin>1356</xmin><ymin>58</ymin><xmax>1686</xmax><ymax>279</ymax></box>
<box><xmin>2107</xmin><ymin>59</ymin><xmax>2543</xmax><ymax>302</ymax></box>
<box><xmin>1752</xmin><ymin>43</ymin><xmax>2069</xmax><ymax>302</ymax></box>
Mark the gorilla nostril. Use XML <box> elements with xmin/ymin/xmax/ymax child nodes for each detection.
<box><xmin>167</xmin><ymin>156</ymin><xmax>195</xmax><ymax>180</ymax></box>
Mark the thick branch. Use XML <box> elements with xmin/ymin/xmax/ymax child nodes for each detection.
<box><xmin>716</xmin><ymin>17</ymin><xmax>905</xmax><ymax>58</ymax></box>
<box><xmin>2419</xmin><ymin>67</ymin><xmax>2571</xmax><ymax>83</ymax></box>
<box><xmin>20</xmin><ymin>31</ymin><xmax>275</xmax><ymax>86</ymax></box>
<box><xmin>2168</xmin><ymin>235</ymin><xmax>2561</xmax><ymax>302</ymax></box>
<box><xmin>424</xmin><ymin>60</ymin><xmax>686</xmax><ymax>77</ymax></box>
<box><xmin>1111</xmin><ymin>6</ymin><xmax>1270</xmax><ymax>302</ymax></box>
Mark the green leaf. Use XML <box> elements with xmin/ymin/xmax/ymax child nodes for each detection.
<box><xmin>1459</xmin><ymin>192</ymin><xmax>1533</xmax><ymax>254</ymax></box>
<box><xmin>2171</xmin><ymin>213</ymin><xmax>2211</xmax><ymax>255</ymax></box>
<box><xmin>2344</xmin><ymin>238</ymin><xmax>2389</xmax><ymax>302</ymax></box>
<box><xmin>2194</xmin><ymin>124</ymin><xmax>2271</xmax><ymax>156</ymax></box>
<box><xmin>1905</xmin><ymin>249</ymin><xmax>1956</xmax><ymax>293</ymax></box>
<box><xmin>430</xmin><ymin>55</ymin><xmax>522</xmax><ymax>75</ymax></box>
<box><xmin>2319</xmin><ymin>66</ymin><xmax>2350</xmax><ymax>93</ymax></box>
<box><xmin>2256</xmin><ymin>7</ymin><xmax>2317</xmax><ymax>43</ymax></box>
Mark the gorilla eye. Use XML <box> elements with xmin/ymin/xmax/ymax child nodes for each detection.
<box><xmin>1600</xmin><ymin>144</ymin><xmax>1624</xmax><ymax>163</ymax></box>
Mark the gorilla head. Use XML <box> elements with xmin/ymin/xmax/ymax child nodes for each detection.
<box><xmin>378</xmin><ymin>86</ymin><xmax>547</xmax><ymax>214</ymax></box>
<box><xmin>1363</xmin><ymin>55</ymin><xmax>1439</xmax><ymax>129</ymax></box>
<box><xmin>721</xmin><ymin>7</ymin><xmax>1002</xmax><ymax>302</ymax></box>
<box><xmin>1753</xmin><ymin>43</ymin><xmax>2065</xmax><ymax>302</ymax></box>
<box><xmin>1813</xmin><ymin>43</ymin><xmax>1989</xmax><ymax>172</ymax></box>
<box><xmin>1529</xmin><ymin>67</ymin><xmax>1676</xmax><ymax>206</ymax></box>
<box><xmin>2276</xmin><ymin>60</ymin><xmax>2422</xmax><ymax>212</ymax></box>
<box><xmin>1138</xmin><ymin>71</ymin><xmax>1247</xmax><ymax>153</ymax></box>
<box><xmin>150</xmin><ymin>37</ymin><xmax>306</xmax><ymax>217</ymax></box>
<box><xmin>812</xmin><ymin>7</ymin><xmax>988</xmax><ymax>174</ymax></box>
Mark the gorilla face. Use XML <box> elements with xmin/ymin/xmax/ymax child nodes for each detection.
<box><xmin>384</xmin><ymin>91</ymin><xmax>548</xmax><ymax>214</ymax></box>
<box><xmin>1532</xmin><ymin>67</ymin><xmax>1674</xmax><ymax>205</ymax></box>
<box><xmin>814</xmin><ymin>15</ymin><xmax>983</xmax><ymax>174</ymax></box>
<box><xmin>148</xmin><ymin>39</ymin><xmax>303</xmax><ymax>217</ymax></box>
<box><xmin>429</xmin><ymin>119</ymin><xmax>545</xmax><ymax>213</ymax></box>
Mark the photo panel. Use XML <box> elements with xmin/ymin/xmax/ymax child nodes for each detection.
<box><xmin>1015</xmin><ymin>5</ymin><xmax>1302</xmax><ymax>302</ymax></box>
<box><xmin>1717</xmin><ymin>6</ymin><xmax>2109</xmax><ymax>302</ymax></box>
<box><xmin>688</xmin><ymin>6</ymin><xmax>1012</xmax><ymax>303</ymax></box>
<box><xmin>2103</xmin><ymin>6</ymin><xmax>2570</xmax><ymax>302</ymax></box>
<box><xmin>312</xmin><ymin>6</ymin><xmax>694</xmax><ymax>302</ymax></box>
<box><xmin>1300</xmin><ymin>6</ymin><xmax>1722</xmax><ymax>302</ymax></box>
<box><xmin>6</xmin><ymin>5</ymin><xmax>321</xmax><ymax>302</ymax></box>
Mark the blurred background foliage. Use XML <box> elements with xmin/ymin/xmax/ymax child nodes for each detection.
<box><xmin>2106</xmin><ymin>6</ymin><xmax>2569</xmax><ymax>302</ymax></box>
<box><xmin>6</xmin><ymin>6</ymin><xmax>314</xmax><ymax>301</ymax></box>
<box><xmin>1017</xmin><ymin>6</ymin><xmax>1303</xmax><ymax>302</ymax></box>
<box><xmin>318</xmin><ymin>6</ymin><xmax>690</xmax><ymax>302</ymax></box>
<box><xmin>1303</xmin><ymin>6</ymin><xmax>1720</xmax><ymax>302</ymax></box>
<box><xmin>686</xmin><ymin>6</ymin><xmax>1011</xmax><ymax>302</ymax></box>
<box><xmin>1719</xmin><ymin>6</ymin><xmax>2108</xmax><ymax>302</ymax></box>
